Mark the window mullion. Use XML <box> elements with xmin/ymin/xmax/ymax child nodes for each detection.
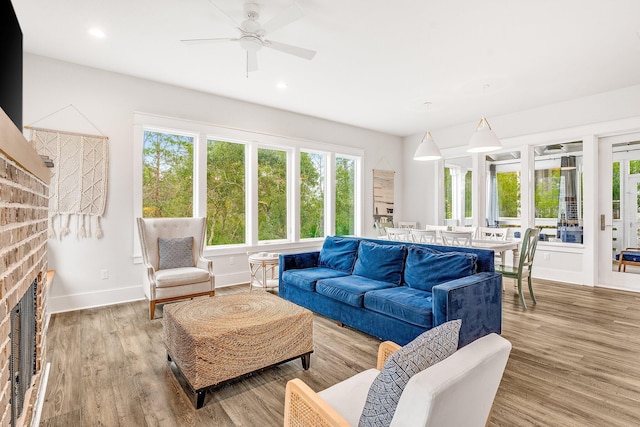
<box><xmin>193</xmin><ymin>133</ymin><xmax>207</xmax><ymax>218</ymax></box>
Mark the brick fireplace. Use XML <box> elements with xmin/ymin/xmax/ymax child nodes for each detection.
<box><xmin>0</xmin><ymin>108</ymin><xmax>50</xmax><ymax>426</ymax></box>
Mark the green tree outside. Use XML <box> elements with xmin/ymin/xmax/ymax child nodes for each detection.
<box><xmin>142</xmin><ymin>131</ymin><xmax>193</xmax><ymax>218</ymax></box>
<box><xmin>300</xmin><ymin>152</ymin><xmax>325</xmax><ymax>238</ymax></box>
<box><xmin>258</xmin><ymin>148</ymin><xmax>287</xmax><ymax>240</ymax></box>
<box><xmin>335</xmin><ymin>157</ymin><xmax>355</xmax><ymax>235</ymax></box>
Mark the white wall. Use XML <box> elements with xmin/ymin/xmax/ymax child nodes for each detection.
<box><xmin>23</xmin><ymin>54</ymin><xmax>403</xmax><ymax>313</ymax></box>
<box><xmin>403</xmin><ymin>84</ymin><xmax>640</xmax><ymax>288</ymax></box>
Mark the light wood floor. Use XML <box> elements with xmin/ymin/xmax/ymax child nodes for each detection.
<box><xmin>39</xmin><ymin>280</ymin><xmax>640</xmax><ymax>426</ymax></box>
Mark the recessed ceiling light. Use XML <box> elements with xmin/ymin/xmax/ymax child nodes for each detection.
<box><xmin>89</xmin><ymin>28</ymin><xmax>106</xmax><ymax>39</ymax></box>
<box><xmin>276</xmin><ymin>81</ymin><xmax>288</xmax><ymax>90</ymax></box>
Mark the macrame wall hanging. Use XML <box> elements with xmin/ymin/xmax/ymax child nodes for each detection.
<box><xmin>27</xmin><ymin>105</ymin><xmax>109</xmax><ymax>239</ymax></box>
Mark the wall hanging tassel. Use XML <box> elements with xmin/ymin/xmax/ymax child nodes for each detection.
<box><xmin>95</xmin><ymin>216</ymin><xmax>104</xmax><ymax>239</ymax></box>
<box><xmin>59</xmin><ymin>213</ymin><xmax>71</xmax><ymax>239</ymax></box>
<box><xmin>78</xmin><ymin>214</ymin><xmax>87</xmax><ymax>238</ymax></box>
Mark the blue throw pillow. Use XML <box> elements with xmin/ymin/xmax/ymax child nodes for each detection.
<box><xmin>404</xmin><ymin>245</ymin><xmax>477</xmax><ymax>291</ymax></box>
<box><xmin>359</xmin><ymin>319</ymin><xmax>462</xmax><ymax>426</ymax></box>
<box><xmin>318</xmin><ymin>236</ymin><xmax>360</xmax><ymax>273</ymax></box>
<box><xmin>352</xmin><ymin>241</ymin><xmax>406</xmax><ymax>285</ymax></box>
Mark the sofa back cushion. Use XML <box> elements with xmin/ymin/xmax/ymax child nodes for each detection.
<box><xmin>404</xmin><ymin>245</ymin><xmax>477</xmax><ymax>291</ymax></box>
<box><xmin>318</xmin><ymin>236</ymin><xmax>360</xmax><ymax>273</ymax></box>
<box><xmin>352</xmin><ymin>241</ymin><xmax>406</xmax><ymax>284</ymax></box>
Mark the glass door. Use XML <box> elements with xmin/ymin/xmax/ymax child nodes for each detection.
<box><xmin>598</xmin><ymin>134</ymin><xmax>640</xmax><ymax>289</ymax></box>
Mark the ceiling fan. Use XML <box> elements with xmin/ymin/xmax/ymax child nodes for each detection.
<box><xmin>181</xmin><ymin>1</ymin><xmax>316</xmax><ymax>74</ymax></box>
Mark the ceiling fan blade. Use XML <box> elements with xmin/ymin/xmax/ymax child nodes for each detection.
<box><xmin>181</xmin><ymin>37</ymin><xmax>239</xmax><ymax>44</ymax></box>
<box><xmin>262</xmin><ymin>4</ymin><xmax>304</xmax><ymax>34</ymax></box>
<box><xmin>247</xmin><ymin>50</ymin><xmax>258</xmax><ymax>72</ymax></box>
<box><xmin>206</xmin><ymin>0</ymin><xmax>240</xmax><ymax>28</ymax></box>
<box><xmin>265</xmin><ymin>40</ymin><xmax>316</xmax><ymax>60</ymax></box>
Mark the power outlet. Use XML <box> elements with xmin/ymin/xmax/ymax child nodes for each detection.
<box><xmin>100</xmin><ymin>269</ymin><xmax>109</xmax><ymax>279</ymax></box>
<box><xmin>229</xmin><ymin>257</ymin><xmax>235</xmax><ymax>265</ymax></box>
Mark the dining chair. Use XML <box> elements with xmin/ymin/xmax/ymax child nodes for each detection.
<box><xmin>496</xmin><ymin>227</ymin><xmax>540</xmax><ymax>309</ymax></box>
<box><xmin>441</xmin><ymin>230</ymin><xmax>473</xmax><ymax>246</ymax></box>
<box><xmin>398</xmin><ymin>221</ymin><xmax>417</xmax><ymax>229</ymax></box>
<box><xmin>385</xmin><ymin>227</ymin><xmax>411</xmax><ymax>241</ymax></box>
<box><xmin>452</xmin><ymin>226</ymin><xmax>478</xmax><ymax>239</ymax></box>
<box><xmin>410</xmin><ymin>229</ymin><xmax>438</xmax><ymax>243</ymax></box>
<box><xmin>374</xmin><ymin>220</ymin><xmax>394</xmax><ymax>237</ymax></box>
<box><xmin>478</xmin><ymin>227</ymin><xmax>508</xmax><ymax>240</ymax></box>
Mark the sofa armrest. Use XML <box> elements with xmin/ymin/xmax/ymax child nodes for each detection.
<box><xmin>284</xmin><ymin>378</ymin><xmax>350</xmax><ymax>427</ymax></box>
<box><xmin>377</xmin><ymin>341</ymin><xmax>401</xmax><ymax>370</ymax></box>
<box><xmin>432</xmin><ymin>272</ymin><xmax>503</xmax><ymax>347</ymax></box>
<box><xmin>280</xmin><ymin>251</ymin><xmax>320</xmax><ymax>271</ymax></box>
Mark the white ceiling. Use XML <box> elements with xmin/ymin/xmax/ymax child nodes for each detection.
<box><xmin>13</xmin><ymin>0</ymin><xmax>640</xmax><ymax>137</ymax></box>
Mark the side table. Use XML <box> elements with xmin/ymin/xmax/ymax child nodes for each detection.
<box><xmin>248</xmin><ymin>252</ymin><xmax>280</xmax><ymax>291</ymax></box>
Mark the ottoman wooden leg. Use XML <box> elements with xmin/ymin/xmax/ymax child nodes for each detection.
<box><xmin>196</xmin><ymin>390</ymin><xmax>206</xmax><ymax>409</ymax></box>
<box><xmin>301</xmin><ymin>353</ymin><xmax>311</xmax><ymax>370</ymax></box>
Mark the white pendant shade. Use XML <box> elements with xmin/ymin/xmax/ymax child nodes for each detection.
<box><xmin>467</xmin><ymin>117</ymin><xmax>502</xmax><ymax>153</ymax></box>
<box><xmin>413</xmin><ymin>131</ymin><xmax>442</xmax><ymax>161</ymax></box>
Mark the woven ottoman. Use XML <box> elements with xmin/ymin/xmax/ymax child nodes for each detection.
<box><xmin>163</xmin><ymin>292</ymin><xmax>313</xmax><ymax>408</ymax></box>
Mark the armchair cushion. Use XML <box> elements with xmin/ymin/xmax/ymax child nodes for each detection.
<box><xmin>319</xmin><ymin>236</ymin><xmax>360</xmax><ymax>273</ymax></box>
<box><xmin>352</xmin><ymin>241</ymin><xmax>406</xmax><ymax>285</ymax></box>
<box><xmin>155</xmin><ymin>266</ymin><xmax>211</xmax><ymax>288</ymax></box>
<box><xmin>359</xmin><ymin>319</ymin><xmax>461</xmax><ymax>426</ymax></box>
<box><xmin>158</xmin><ymin>237</ymin><xmax>194</xmax><ymax>270</ymax></box>
<box><xmin>404</xmin><ymin>245</ymin><xmax>477</xmax><ymax>291</ymax></box>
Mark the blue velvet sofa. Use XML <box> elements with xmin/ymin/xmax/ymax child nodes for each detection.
<box><xmin>278</xmin><ymin>236</ymin><xmax>502</xmax><ymax>347</ymax></box>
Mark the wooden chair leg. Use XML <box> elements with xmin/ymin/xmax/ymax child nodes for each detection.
<box><xmin>528</xmin><ymin>275</ymin><xmax>537</xmax><ymax>304</ymax></box>
<box><xmin>149</xmin><ymin>301</ymin><xmax>156</xmax><ymax>320</ymax></box>
<box><xmin>517</xmin><ymin>277</ymin><xmax>527</xmax><ymax>309</ymax></box>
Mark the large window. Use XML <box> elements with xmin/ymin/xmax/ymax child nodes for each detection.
<box><xmin>136</xmin><ymin>114</ymin><xmax>362</xmax><ymax>248</ymax></box>
<box><xmin>534</xmin><ymin>142</ymin><xmax>583</xmax><ymax>243</ymax></box>
<box><xmin>258</xmin><ymin>148</ymin><xmax>288</xmax><ymax>241</ymax></box>
<box><xmin>486</xmin><ymin>152</ymin><xmax>521</xmax><ymax>228</ymax></box>
<box><xmin>336</xmin><ymin>157</ymin><xmax>356</xmax><ymax>235</ymax></box>
<box><xmin>206</xmin><ymin>140</ymin><xmax>245</xmax><ymax>245</ymax></box>
<box><xmin>300</xmin><ymin>151</ymin><xmax>325</xmax><ymax>239</ymax></box>
<box><xmin>444</xmin><ymin>157</ymin><xmax>472</xmax><ymax>226</ymax></box>
<box><xmin>142</xmin><ymin>130</ymin><xmax>193</xmax><ymax>218</ymax></box>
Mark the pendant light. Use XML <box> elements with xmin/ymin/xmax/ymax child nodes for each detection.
<box><xmin>467</xmin><ymin>84</ymin><xmax>502</xmax><ymax>153</ymax></box>
<box><xmin>467</xmin><ymin>117</ymin><xmax>502</xmax><ymax>153</ymax></box>
<box><xmin>413</xmin><ymin>102</ymin><xmax>442</xmax><ymax>161</ymax></box>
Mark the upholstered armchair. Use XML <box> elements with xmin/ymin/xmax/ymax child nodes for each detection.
<box><xmin>284</xmin><ymin>333</ymin><xmax>512</xmax><ymax>426</ymax></box>
<box><xmin>137</xmin><ymin>217</ymin><xmax>214</xmax><ymax>319</ymax></box>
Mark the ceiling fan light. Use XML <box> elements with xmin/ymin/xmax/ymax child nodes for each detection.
<box><xmin>467</xmin><ymin>117</ymin><xmax>502</xmax><ymax>153</ymax></box>
<box><xmin>413</xmin><ymin>131</ymin><xmax>442</xmax><ymax>161</ymax></box>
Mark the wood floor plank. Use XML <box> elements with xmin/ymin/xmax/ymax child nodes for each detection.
<box><xmin>39</xmin><ymin>281</ymin><xmax>640</xmax><ymax>426</ymax></box>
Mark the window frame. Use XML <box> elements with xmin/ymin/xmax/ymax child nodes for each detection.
<box><xmin>133</xmin><ymin>113</ymin><xmax>363</xmax><ymax>257</ymax></box>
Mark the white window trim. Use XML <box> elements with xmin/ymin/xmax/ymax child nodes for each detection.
<box><xmin>132</xmin><ymin>112</ymin><xmax>364</xmax><ymax>258</ymax></box>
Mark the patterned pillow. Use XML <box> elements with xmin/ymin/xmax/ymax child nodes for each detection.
<box><xmin>158</xmin><ymin>237</ymin><xmax>194</xmax><ymax>270</ymax></box>
<box><xmin>358</xmin><ymin>320</ymin><xmax>462</xmax><ymax>426</ymax></box>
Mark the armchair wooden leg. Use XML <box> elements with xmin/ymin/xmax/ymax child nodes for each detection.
<box><xmin>149</xmin><ymin>301</ymin><xmax>156</xmax><ymax>320</ymax></box>
<box><xmin>208</xmin><ymin>291</ymin><xmax>215</xmax><ymax>297</ymax></box>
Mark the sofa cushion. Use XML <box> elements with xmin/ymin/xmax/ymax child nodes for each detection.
<box><xmin>359</xmin><ymin>319</ymin><xmax>462</xmax><ymax>426</ymax></box>
<box><xmin>404</xmin><ymin>245</ymin><xmax>477</xmax><ymax>291</ymax></box>
<box><xmin>318</xmin><ymin>236</ymin><xmax>360</xmax><ymax>273</ymax></box>
<box><xmin>352</xmin><ymin>241</ymin><xmax>406</xmax><ymax>285</ymax></box>
<box><xmin>282</xmin><ymin>267</ymin><xmax>350</xmax><ymax>292</ymax></box>
<box><xmin>316</xmin><ymin>275</ymin><xmax>398</xmax><ymax>307</ymax></box>
<box><xmin>158</xmin><ymin>237</ymin><xmax>194</xmax><ymax>270</ymax></box>
<box><xmin>364</xmin><ymin>286</ymin><xmax>433</xmax><ymax>328</ymax></box>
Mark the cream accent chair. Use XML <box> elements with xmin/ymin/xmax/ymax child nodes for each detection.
<box><xmin>137</xmin><ymin>217</ymin><xmax>215</xmax><ymax>319</ymax></box>
<box><xmin>284</xmin><ymin>333</ymin><xmax>512</xmax><ymax>427</ymax></box>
